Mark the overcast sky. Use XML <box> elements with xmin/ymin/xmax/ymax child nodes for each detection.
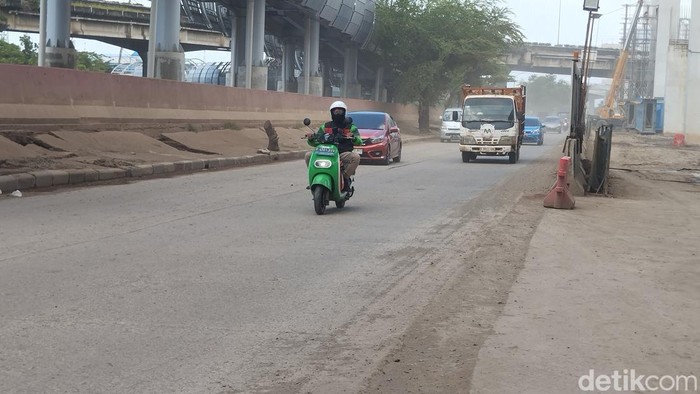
<box><xmin>505</xmin><ymin>0</ymin><xmax>631</xmax><ymax>46</ymax></box>
<box><xmin>3</xmin><ymin>0</ymin><xmax>692</xmax><ymax>67</ymax></box>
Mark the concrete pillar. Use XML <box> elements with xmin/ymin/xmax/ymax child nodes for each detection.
<box><xmin>308</xmin><ymin>17</ymin><xmax>322</xmax><ymax>96</ymax></box>
<box><xmin>38</xmin><ymin>0</ymin><xmax>47</xmax><ymax>66</ymax></box>
<box><xmin>282</xmin><ymin>42</ymin><xmax>296</xmax><ymax>92</ymax></box>
<box><xmin>301</xmin><ymin>17</ymin><xmax>311</xmax><ymax>95</ymax></box>
<box><xmin>653</xmin><ymin>0</ymin><xmax>681</xmax><ymax>97</ymax></box>
<box><xmin>683</xmin><ymin>2</ymin><xmax>700</xmax><ymax>144</ymax></box>
<box><xmin>146</xmin><ymin>0</ymin><xmax>157</xmax><ymax>78</ymax></box>
<box><xmin>235</xmin><ymin>13</ymin><xmax>246</xmax><ymax>87</ymax></box>
<box><xmin>228</xmin><ymin>12</ymin><xmax>237</xmax><ymax>87</ymax></box>
<box><xmin>342</xmin><ymin>45</ymin><xmax>361</xmax><ymax>99</ymax></box>
<box><xmin>663</xmin><ymin>43</ymin><xmax>687</xmax><ymax>137</ymax></box>
<box><xmin>44</xmin><ymin>0</ymin><xmax>75</xmax><ymax>68</ymax></box>
<box><xmin>243</xmin><ymin>0</ymin><xmax>254</xmax><ymax>88</ymax></box>
<box><xmin>299</xmin><ymin>16</ymin><xmax>322</xmax><ymax>96</ymax></box>
<box><xmin>374</xmin><ymin>67</ymin><xmax>384</xmax><ymax>102</ymax></box>
<box><xmin>309</xmin><ymin>18</ymin><xmax>320</xmax><ymax>76</ymax></box>
<box><xmin>251</xmin><ymin>0</ymin><xmax>268</xmax><ymax>90</ymax></box>
<box><xmin>153</xmin><ymin>0</ymin><xmax>184</xmax><ymax>81</ymax></box>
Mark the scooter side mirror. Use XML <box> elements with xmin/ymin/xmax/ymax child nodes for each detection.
<box><xmin>303</xmin><ymin>118</ymin><xmax>311</xmax><ymax>126</ymax></box>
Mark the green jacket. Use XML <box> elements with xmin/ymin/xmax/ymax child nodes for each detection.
<box><xmin>308</xmin><ymin>121</ymin><xmax>363</xmax><ymax>153</ymax></box>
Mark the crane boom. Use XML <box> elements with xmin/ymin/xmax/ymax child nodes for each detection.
<box><xmin>598</xmin><ymin>0</ymin><xmax>644</xmax><ymax>119</ymax></box>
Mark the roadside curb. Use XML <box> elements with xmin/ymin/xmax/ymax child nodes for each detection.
<box><xmin>0</xmin><ymin>134</ymin><xmax>436</xmax><ymax>192</ymax></box>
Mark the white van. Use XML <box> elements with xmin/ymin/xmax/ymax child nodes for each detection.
<box><xmin>441</xmin><ymin>107</ymin><xmax>462</xmax><ymax>142</ymax></box>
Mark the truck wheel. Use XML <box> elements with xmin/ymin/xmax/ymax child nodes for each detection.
<box><xmin>462</xmin><ymin>152</ymin><xmax>471</xmax><ymax>163</ymax></box>
<box><xmin>508</xmin><ymin>152</ymin><xmax>517</xmax><ymax>164</ymax></box>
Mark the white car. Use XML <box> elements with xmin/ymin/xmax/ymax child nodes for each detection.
<box><xmin>440</xmin><ymin>108</ymin><xmax>462</xmax><ymax>142</ymax></box>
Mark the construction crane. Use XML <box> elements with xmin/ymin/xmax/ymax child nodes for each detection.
<box><xmin>598</xmin><ymin>0</ymin><xmax>644</xmax><ymax>121</ymax></box>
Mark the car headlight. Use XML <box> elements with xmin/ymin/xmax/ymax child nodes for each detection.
<box><xmin>370</xmin><ymin>136</ymin><xmax>385</xmax><ymax>144</ymax></box>
<box><xmin>461</xmin><ymin>135</ymin><xmax>476</xmax><ymax>144</ymax></box>
<box><xmin>313</xmin><ymin>159</ymin><xmax>332</xmax><ymax>169</ymax></box>
<box><xmin>441</xmin><ymin>126</ymin><xmax>448</xmax><ymax>132</ymax></box>
<box><xmin>499</xmin><ymin>136</ymin><xmax>514</xmax><ymax>145</ymax></box>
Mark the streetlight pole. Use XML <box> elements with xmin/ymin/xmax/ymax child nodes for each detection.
<box><xmin>557</xmin><ymin>0</ymin><xmax>562</xmax><ymax>45</ymax></box>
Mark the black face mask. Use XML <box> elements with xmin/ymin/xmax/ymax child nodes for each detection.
<box><xmin>331</xmin><ymin>111</ymin><xmax>346</xmax><ymax>126</ymax></box>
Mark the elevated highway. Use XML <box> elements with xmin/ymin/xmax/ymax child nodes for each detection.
<box><xmin>1</xmin><ymin>1</ymin><xmax>618</xmax><ymax>79</ymax></box>
<box><xmin>506</xmin><ymin>43</ymin><xmax>617</xmax><ymax>79</ymax></box>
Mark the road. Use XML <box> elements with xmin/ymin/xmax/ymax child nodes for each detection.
<box><xmin>0</xmin><ymin>135</ymin><xmax>565</xmax><ymax>393</ymax></box>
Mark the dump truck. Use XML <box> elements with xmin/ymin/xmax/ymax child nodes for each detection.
<box><xmin>458</xmin><ymin>85</ymin><xmax>526</xmax><ymax>164</ymax></box>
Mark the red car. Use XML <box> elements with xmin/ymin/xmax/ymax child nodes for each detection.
<box><xmin>347</xmin><ymin>111</ymin><xmax>402</xmax><ymax>165</ymax></box>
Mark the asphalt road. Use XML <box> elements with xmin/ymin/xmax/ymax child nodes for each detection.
<box><xmin>0</xmin><ymin>134</ymin><xmax>566</xmax><ymax>393</ymax></box>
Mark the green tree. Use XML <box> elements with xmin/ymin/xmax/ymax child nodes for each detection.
<box><xmin>520</xmin><ymin>74</ymin><xmax>572</xmax><ymax>117</ymax></box>
<box><xmin>0</xmin><ymin>35</ymin><xmax>111</xmax><ymax>72</ymax></box>
<box><xmin>76</xmin><ymin>51</ymin><xmax>111</xmax><ymax>72</ymax></box>
<box><xmin>19</xmin><ymin>34</ymin><xmax>37</xmax><ymax>64</ymax></box>
<box><xmin>0</xmin><ymin>13</ymin><xmax>8</xmax><ymax>32</ymax></box>
<box><xmin>0</xmin><ymin>34</ymin><xmax>36</xmax><ymax>64</ymax></box>
<box><xmin>0</xmin><ymin>40</ymin><xmax>24</xmax><ymax>64</ymax></box>
<box><xmin>374</xmin><ymin>0</ymin><xmax>523</xmax><ymax>131</ymax></box>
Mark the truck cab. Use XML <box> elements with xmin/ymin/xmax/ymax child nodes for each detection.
<box><xmin>458</xmin><ymin>85</ymin><xmax>526</xmax><ymax>164</ymax></box>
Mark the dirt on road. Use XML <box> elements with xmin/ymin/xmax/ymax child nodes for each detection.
<box><xmin>358</xmin><ymin>130</ymin><xmax>700</xmax><ymax>393</ymax></box>
<box><xmin>2</xmin><ymin>124</ymin><xmax>698</xmax><ymax>393</ymax></box>
<box><xmin>0</xmin><ymin>123</ymin><xmax>313</xmax><ymax>177</ymax></box>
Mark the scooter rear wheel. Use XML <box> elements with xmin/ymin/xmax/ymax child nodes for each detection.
<box><xmin>313</xmin><ymin>187</ymin><xmax>328</xmax><ymax>215</ymax></box>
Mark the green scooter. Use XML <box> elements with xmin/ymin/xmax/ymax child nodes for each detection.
<box><xmin>303</xmin><ymin>118</ymin><xmax>354</xmax><ymax>215</ymax></box>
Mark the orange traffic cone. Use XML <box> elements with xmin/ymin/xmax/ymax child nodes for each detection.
<box><xmin>673</xmin><ymin>133</ymin><xmax>686</xmax><ymax>147</ymax></box>
<box><xmin>543</xmin><ymin>156</ymin><xmax>575</xmax><ymax>209</ymax></box>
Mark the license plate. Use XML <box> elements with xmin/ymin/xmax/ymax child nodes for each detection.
<box><xmin>353</xmin><ymin>149</ymin><xmax>363</xmax><ymax>155</ymax></box>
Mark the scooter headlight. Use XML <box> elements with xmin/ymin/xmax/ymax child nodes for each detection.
<box><xmin>313</xmin><ymin>159</ymin><xmax>332</xmax><ymax>169</ymax></box>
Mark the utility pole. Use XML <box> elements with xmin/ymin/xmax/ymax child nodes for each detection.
<box><xmin>557</xmin><ymin>0</ymin><xmax>562</xmax><ymax>45</ymax></box>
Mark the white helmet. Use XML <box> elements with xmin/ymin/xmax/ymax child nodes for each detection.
<box><xmin>329</xmin><ymin>100</ymin><xmax>348</xmax><ymax>112</ymax></box>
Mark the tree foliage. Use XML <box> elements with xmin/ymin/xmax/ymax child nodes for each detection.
<box><xmin>520</xmin><ymin>74</ymin><xmax>571</xmax><ymax>117</ymax></box>
<box><xmin>374</xmin><ymin>0</ymin><xmax>523</xmax><ymax>130</ymax></box>
<box><xmin>76</xmin><ymin>51</ymin><xmax>111</xmax><ymax>72</ymax></box>
<box><xmin>19</xmin><ymin>34</ymin><xmax>37</xmax><ymax>64</ymax></box>
<box><xmin>0</xmin><ymin>34</ymin><xmax>110</xmax><ymax>72</ymax></box>
<box><xmin>0</xmin><ymin>39</ymin><xmax>23</xmax><ymax>64</ymax></box>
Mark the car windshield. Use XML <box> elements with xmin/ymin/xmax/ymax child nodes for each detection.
<box><xmin>525</xmin><ymin>118</ymin><xmax>541</xmax><ymax>127</ymax></box>
<box><xmin>462</xmin><ymin>98</ymin><xmax>515</xmax><ymax>122</ymax></box>
<box><xmin>349</xmin><ymin>113</ymin><xmax>385</xmax><ymax>130</ymax></box>
<box><xmin>443</xmin><ymin>110</ymin><xmax>462</xmax><ymax>121</ymax></box>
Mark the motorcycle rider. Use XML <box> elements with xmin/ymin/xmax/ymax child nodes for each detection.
<box><xmin>305</xmin><ymin>101</ymin><xmax>362</xmax><ymax>191</ymax></box>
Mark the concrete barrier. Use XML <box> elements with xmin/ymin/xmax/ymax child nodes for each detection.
<box><xmin>0</xmin><ymin>64</ymin><xmax>441</xmax><ymax>130</ymax></box>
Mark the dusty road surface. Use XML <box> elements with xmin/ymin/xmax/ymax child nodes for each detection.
<box><xmin>2</xmin><ymin>129</ymin><xmax>698</xmax><ymax>394</ymax></box>
<box><xmin>0</xmin><ymin>130</ymin><xmax>566</xmax><ymax>393</ymax></box>
<box><xmin>366</xmin><ymin>130</ymin><xmax>700</xmax><ymax>394</ymax></box>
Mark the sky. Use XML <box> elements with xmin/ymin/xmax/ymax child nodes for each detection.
<box><xmin>1</xmin><ymin>0</ymin><xmax>690</xmax><ymax>73</ymax></box>
<box><xmin>122</xmin><ymin>0</ymin><xmax>636</xmax><ymax>47</ymax></box>
<box><xmin>506</xmin><ymin>0</ymin><xmax>631</xmax><ymax>47</ymax></box>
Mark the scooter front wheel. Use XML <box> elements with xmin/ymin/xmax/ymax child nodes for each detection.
<box><xmin>313</xmin><ymin>186</ymin><xmax>328</xmax><ymax>215</ymax></box>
